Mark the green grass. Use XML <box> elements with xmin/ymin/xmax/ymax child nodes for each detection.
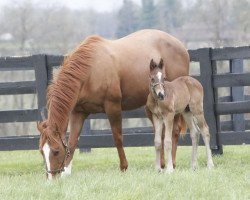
<box><xmin>0</xmin><ymin>146</ymin><xmax>250</xmax><ymax>200</ymax></box>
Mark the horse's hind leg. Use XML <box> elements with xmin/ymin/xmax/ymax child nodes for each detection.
<box><xmin>194</xmin><ymin>113</ymin><xmax>214</xmax><ymax>169</ymax></box>
<box><xmin>105</xmin><ymin>101</ymin><xmax>128</xmax><ymax>171</ymax></box>
<box><xmin>62</xmin><ymin>110</ymin><xmax>88</xmax><ymax>177</ymax></box>
<box><xmin>182</xmin><ymin>112</ymin><xmax>200</xmax><ymax>170</ymax></box>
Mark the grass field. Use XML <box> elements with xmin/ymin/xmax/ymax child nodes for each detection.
<box><xmin>0</xmin><ymin>145</ymin><xmax>249</xmax><ymax>200</ymax></box>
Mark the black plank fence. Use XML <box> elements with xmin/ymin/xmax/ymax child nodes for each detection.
<box><xmin>0</xmin><ymin>46</ymin><xmax>250</xmax><ymax>153</ymax></box>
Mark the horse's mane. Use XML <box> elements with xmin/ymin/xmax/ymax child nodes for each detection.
<box><xmin>47</xmin><ymin>36</ymin><xmax>103</xmax><ymax>130</ymax></box>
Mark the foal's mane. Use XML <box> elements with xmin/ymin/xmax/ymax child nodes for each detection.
<box><xmin>47</xmin><ymin>36</ymin><xmax>103</xmax><ymax>131</ymax></box>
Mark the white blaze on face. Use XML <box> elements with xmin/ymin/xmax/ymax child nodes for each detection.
<box><xmin>43</xmin><ymin>142</ymin><xmax>52</xmax><ymax>180</ymax></box>
<box><xmin>156</xmin><ymin>71</ymin><xmax>162</xmax><ymax>81</ymax></box>
<box><xmin>155</xmin><ymin>71</ymin><xmax>165</xmax><ymax>97</ymax></box>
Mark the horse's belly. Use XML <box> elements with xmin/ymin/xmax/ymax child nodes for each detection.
<box><xmin>75</xmin><ymin>102</ymin><xmax>105</xmax><ymax>114</ymax></box>
<box><xmin>121</xmin><ymin>90</ymin><xmax>148</xmax><ymax>110</ymax></box>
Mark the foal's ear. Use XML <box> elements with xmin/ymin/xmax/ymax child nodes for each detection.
<box><xmin>158</xmin><ymin>58</ymin><xmax>164</xmax><ymax>69</ymax></box>
<box><xmin>150</xmin><ymin>59</ymin><xmax>157</xmax><ymax>71</ymax></box>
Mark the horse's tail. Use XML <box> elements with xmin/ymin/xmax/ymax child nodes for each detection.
<box><xmin>179</xmin><ymin>114</ymin><xmax>187</xmax><ymax>136</ymax></box>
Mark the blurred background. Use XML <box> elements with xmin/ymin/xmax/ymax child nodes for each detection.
<box><xmin>0</xmin><ymin>0</ymin><xmax>249</xmax><ymax>136</ymax></box>
<box><xmin>0</xmin><ymin>0</ymin><xmax>250</xmax><ymax>57</ymax></box>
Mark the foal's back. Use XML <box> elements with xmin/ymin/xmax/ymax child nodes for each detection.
<box><xmin>167</xmin><ymin>76</ymin><xmax>204</xmax><ymax>114</ymax></box>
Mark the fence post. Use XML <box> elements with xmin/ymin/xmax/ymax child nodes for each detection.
<box><xmin>230</xmin><ymin>59</ymin><xmax>245</xmax><ymax>131</ymax></box>
<box><xmin>33</xmin><ymin>55</ymin><xmax>48</xmax><ymax>120</ymax></box>
<box><xmin>79</xmin><ymin>119</ymin><xmax>91</xmax><ymax>153</ymax></box>
<box><xmin>198</xmin><ymin>48</ymin><xmax>223</xmax><ymax>154</ymax></box>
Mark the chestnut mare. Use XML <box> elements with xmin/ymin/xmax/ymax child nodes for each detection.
<box><xmin>37</xmin><ymin>29</ymin><xmax>189</xmax><ymax>180</ymax></box>
<box><xmin>145</xmin><ymin>59</ymin><xmax>214</xmax><ymax>173</ymax></box>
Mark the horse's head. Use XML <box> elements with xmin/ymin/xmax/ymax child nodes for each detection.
<box><xmin>149</xmin><ymin>58</ymin><xmax>166</xmax><ymax>100</ymax></box>
<box><xmin>37</xmin><ymin>121</ymin><xmax>69</xmax><ymax>180</ymax></box>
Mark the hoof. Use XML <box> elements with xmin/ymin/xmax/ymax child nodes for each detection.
<box><xmin>120</xmin><ymin>163</ymin><xmax>128</xmax><ymax>172</ymax></box>
<box><xmin>61</xmin><ymin>162</ymin><xmax>72</xmax><ymax>178</ymax></box>
<box><xmin>207</xmin><ymin>162</ymin><xmax>214</xmax><ymax>170</ymax></box>
<box><xmin>156</xmin><ymin>167</ymin><xmax>163</xmax><ymax>173</ymax></box>
<box><xmin>160</xmin><ymin>163</ymin><xmax>165</xmax><ymax>169</ymax></box>
<box><xmin>166</xmin><ymin>167</ymin><xmax>174</xmax><ymax>174</ymax></box>
<box><xmin>173</xmin><ymin>163</ymin><xmax>176</xmax><ymax>169</ymax></box>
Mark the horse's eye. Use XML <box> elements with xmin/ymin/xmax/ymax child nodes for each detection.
<box><xmin>52</xmin><ymin>150</ymin><xmax>59</xmax><ymax>156</ymax></box>
<box><xmin>151</xmin><ymin>78</ymin><xmax>155</xmax><ymax>82</ymax></box>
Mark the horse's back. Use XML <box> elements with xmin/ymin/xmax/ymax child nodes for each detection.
<box><xmin>110</xmin><ymin>30</ymin><xmax>189</xmax><ymax>110</ymax></box>
<box><xmin>115</xmin><ymin>29</ymin><xmax>189</xmax><ymax>73</ymax></box>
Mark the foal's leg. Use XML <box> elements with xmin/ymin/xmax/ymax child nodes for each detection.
<box><xmin>182</xmin><ymin>112</ymin><xmax>200</xmax><ymax>170</ymax></box>
<box><xmin>163</xmin><ymin>113</ymin><xmax>175</xmax><ymax>173</ymax></box>
<box><xmin>152</xmin><ymin>115</ymin><xmax>163</xmax><ymax>172</ymax></box>
<box><xmin>62</xmin><ymin>110</ymin><xmax>88</xmax><ymax>177</ymax></box>
<box><xmin>145</xmin><ymin>106</ymin><xmax>165</xmax><ymax>169</ymax></box>
<box><xmin>105</xmin><ymin>101</ymin><xmax>128</xmax><ymax>171</ymax></box>
<box><xmin>194</xmin><ymin>113</ymin><xmax>214</xmax><ymax>169</ymax></box>
<box><xmin>171</xmin><ymin>114</ymin><xmax>182</xmax><ymax>169</ymax></box>
<box><xmin>160</xmin><ymin>129</ymin><xmax>165</xmax><ymax>169</ymax></box>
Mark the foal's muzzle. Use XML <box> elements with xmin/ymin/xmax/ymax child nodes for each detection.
<box><xmin>158</xmin><ymin>92</ymin><xmax>165</xmax><ymax>100</ymax></box>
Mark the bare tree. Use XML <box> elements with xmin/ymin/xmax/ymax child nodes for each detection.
<box><xmin>2</xmin><ymin>0</ymin><xmax>37</xmax><ymax>54</ymax></box>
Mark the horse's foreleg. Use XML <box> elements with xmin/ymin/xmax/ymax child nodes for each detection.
<box><xmin>61</xmin><ymin>111</ymin><xmax>88</xmax><ymax>177</ymax></box>
<box><xmin>105</xmin><ymin>101</ymin><xmax>128</xmax><ymax>171</ymax></box>
<box><xmin>163</xmin><ymin>113</ymin><xmax>175</xmax><ymax>173</ymax></box>
<box><xmin>152</xmin><ymin>115</ymin><xmax>163</xmax><ymax>172</ymax></box>
<box><xmin>182</xmin><ymin>112</ymin><xmax>199</xmax><ymax>170</ymax></box>
<box><xmin>195</xmin><ymin>113</ymin><xmax>214</xmax><ymax>169</ymax></box>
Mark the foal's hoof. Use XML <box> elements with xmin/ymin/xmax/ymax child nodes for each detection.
<box><xmin>166</xmin><ymin>168</ymin><xmax>174</xmax><ymax>174</ymax></box>
<box><xmin>207</xmin><ymin>162</ymin><xmax>214</xmax><ymax>170</ymax></box>
<box><xmin>173</xmin><ymin>163</ymin><xmax>176</xmax><ymax>169</ymax></box>
<box><xmin>156</xmin><ymin>168</ymin><xmax>163</xmax><ymax>173</ymax></box>
<box><xmin>160</xmin><ymin>162</ymin><xmax>165</xmax><ymax>169</ymax></box>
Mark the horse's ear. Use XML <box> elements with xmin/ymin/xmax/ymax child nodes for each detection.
<box><xmin>158</xmin><ymin>58</ymin><xmax>164</xmax><ymax>69</ymax></box>
<box><xmin>40</xmin><ymin>107</ymin><xmax>47</xmax><ymax>121</ymax></box>
<box><xmin>150</xmin><ymin>59</ymin><xmax>157</xmax><ymax>71</ymax></box>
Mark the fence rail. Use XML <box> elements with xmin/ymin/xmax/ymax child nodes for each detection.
<box><xmin>0</xmin><ymin>46</ymin><xmax>250</xmax><ymax>152</ymax></box>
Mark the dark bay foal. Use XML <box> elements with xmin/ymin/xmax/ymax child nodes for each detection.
<box><xmin>146</xmin><ymin>59</ymin><xmax>214</xmax><ymax>173</ymax></box>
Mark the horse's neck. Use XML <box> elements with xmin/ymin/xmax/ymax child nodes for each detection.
<box><xmin>47</xmin><ymin>99</ymin><xmax>71</xmax><ymax>135</ymax></box>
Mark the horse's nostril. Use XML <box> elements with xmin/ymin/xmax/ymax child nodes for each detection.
<box><xmin>158</xmin><ymin>92</ymin><xmax>164</xmax><ymax>100</ymax></box>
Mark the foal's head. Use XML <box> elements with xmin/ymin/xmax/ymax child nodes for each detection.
<box><xmin>149</xmin><ymin>58</ymin><xmax>166</xmax><ymax>100</ymax></box>
<box><xmin>37</xmin><ymin>121</ymin><xmax>69</xmax><ymax>180</ymax></box>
